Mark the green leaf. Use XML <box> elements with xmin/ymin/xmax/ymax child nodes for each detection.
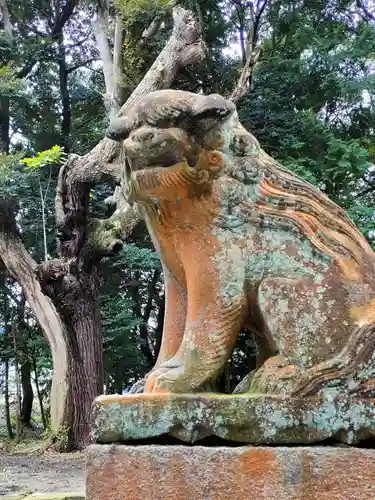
<box><xmin>21</xmin><ymin>145</ymin><xmax>66</xmax><ymax>171</ymax></box>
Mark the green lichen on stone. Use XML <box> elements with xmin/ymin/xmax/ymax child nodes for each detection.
<box><xmin>91</xmin><ymin>394</ymin><xmax>375</xmax><ymax>446</ymax></box>
<box><xmin>23</xmin><ymin>494</ymin><xmax>85</xmax><ymax>500</ymax></box>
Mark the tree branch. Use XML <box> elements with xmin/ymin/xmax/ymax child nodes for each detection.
<box><xmin>141</xmin><ymin>15</ymin><xmax>163</xmax><ymax>40</ymax></box>
<box><xmin>65</xmin><ymin>6</ymin><xmax>205</xmax><ymax>188</ymax></box>
<box><xmin>229</xmin><ymin>49</ymin><xmax>261</xmax><ymax>103</ymax></box>
<box><xmin>65</xmin><ymin>35</ymin><xmax>91</xmax><ymax>50</ymax></box>
<box><xmin>229</xmin><ymin>0</ymin><xmax>267</xmax><ymax>103</ymax></box>
<box><xmin>92</xmin><ymin>3</ymin><xmax>118</xmax><ymax>119</ymax></box>
<box><xmin>0</xmin><ymin>200</ymin><xmax>69</xmax><ymax>434</ymax></box>
<box><xmin>356</xmin><ymin>0</ymin><xmax>375</xmax><ymax>23</ymax></box>
<box><xmin>0</xmin><ymin>0</ymin><xmax>12</xmax><ymax>36</ymax></box>
<box><xmin>52</xmin><ymin>0</ymin><xmax>78</xmax><ymax>38</ymax></box>
<box><xmin>67</xmin><ymin>59</ymin><xmax>98</xmax><ymax>74</ymax></box>
<box><xmin>112</xmin><ymin>14</ymin><xmax>126</xmax><ymax>110</ymax></box>
<box><xmin>118</xmin><ymin>6</ymin><xmax>205</xmax><ymax>116</ymax></box>
<box><xmin>56</xmin><ymin>6</ymin><xmax>205</xmax><ymax>257</ymax></box>
<box><xmin>15</xmin><ymin>0</ymin><xmax>78</xmax><ymax>80</ymax></box>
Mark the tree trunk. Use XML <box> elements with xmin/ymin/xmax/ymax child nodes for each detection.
<box><xmin>115</xmin><ymin>379</ymin><xmax>123</xmax><ymax>395</ymax></box>
<box><xmin>13</xmin><ymin>332</ymin><xmax>22</xmax><ymax>443</ymax></box>
<box><xmin>57</xmin><ymin>34</ymin><xmax>71</xmax><ymax>152</ymax></box>
<box><xmin>33</xmin><ymin>357</ymin><xmax>47</xmax><ymax>429</ymax></box>
<box><xmin>40</xmin><ymin>5</ymin><xmax>205</xmax><ymax>448</ymax></box>
<box><xmin>0</xmin><ymin>96</ymin><xmax>10</xmax><ymax>154</ymax></box>
<box><xmin>0</xmin><ymin>5</ymin><xmax>205</xmax><ymax>450</ymax></box>
<box><xmin>4</xmin><ymin>357</ymin><xmax>13</xmax><ymax>439</ymax></box>
<box><xmin>0</xmin><ymin>0</ymin><xmax>12</xmax><ymax>37</ymax></box>
<box><xmin>51</xmin><ymin>271</ymin><xmax>103</xmax><ymax>449</ymax></box>
<box><xmin>0</xmin><ymin>170</ymin><xmax>108</xmax><ymax>451</ymax></box>
<box><xmin>154</xmin><ymin>293</ymin><xmax>165</xmax><ymax>361</ymax></box>
<box><xmin>20</xmin><ymin>358</ymin><xmax>34</xmax><ymax>426</ymax></box>
<box><xmin>129</xmin><ymin>270</ymin><xmax>159</xmax><ymax>368</ymax></box>
<box><xmin>0</xmin><ymin>220</ymin><xmax>69</xmax><ymax>438</ymax></box>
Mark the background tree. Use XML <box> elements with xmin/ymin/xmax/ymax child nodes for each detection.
<box><xmin>0</xmin><ymin>0</ymin><xmax>206</xmax><ymax>449</ymax></box>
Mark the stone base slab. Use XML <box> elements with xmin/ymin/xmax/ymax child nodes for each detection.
<box><xmin>86</xmin><ymin>444</ymin><xmax>375</xmax><ymax>500</ymax></box>
<box><xmin>2</xmin><ymin>494</ymin><xmax>85</xmax><ymax>500</ymax></box>
<box><xmin>92</xmin><ymin>393</ymin><xmax>375</xmax><ymax>445</ymax></box>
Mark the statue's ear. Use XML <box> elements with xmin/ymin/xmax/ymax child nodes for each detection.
<box><xmin>191</xmin><ymin>94</ymin><xmax>236</xmax><ymax>122</ymax></box>
<box><xmin>105</xmin><ymin>91</ymin><xmax>236</xmax><ymax>142</ymax></box>
<box><xmin>105</xmin><ymin>116</ymin><xmax>132</xmax><ymax>141</ymax></box>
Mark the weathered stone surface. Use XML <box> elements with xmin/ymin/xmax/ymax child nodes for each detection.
<box><xmin>0</xmin><ymin>496</ymin><xmax>25</xmax><ymax>500</ymax></box>
<box><xmin>86</xmin><ymin>444</ymin><xmax>375</xmax><ymax>500</ymax></box>
<box><xmin>23</xmin><ymin>494</ymin><xmax>85</xmax><ymax>500</ymax></box>
<box><xmin>107</xmin><ymin>88</ymin><xmax>375</xmax><ymax>405</ymax></box>
<box><xmin>92</xmin><ymin>393</ymin><xmax>375</xmax><ymax>445</ymax></box>
<box><xmin>1</xmin><ymin>495</ymin><xmax>85</xmax><ymax>500</ymax></box>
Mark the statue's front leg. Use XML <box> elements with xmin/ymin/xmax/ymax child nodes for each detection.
<box><xmin>153</xmin><ymin>266</ymin><xmax>187</xmax><ymax>369</ymax></box>
<box><xmin>145</xmin><ymin>266</ymin><xmax>247</xmax><ymax>393</ymax></box>
<box><xmin>130</xmin><ymin>266</ymin><xmax>187</xmax><ymax>393</ymax></box>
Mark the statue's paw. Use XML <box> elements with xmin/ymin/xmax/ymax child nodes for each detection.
<box><xmin>145</xmin><ymin>365</ymin><xmax>190</xmax><ymax>393</ymax></box>
<box><xmin>128</xmin><ymin>368</ymin><xmax>169</xmax><ymax>393</ymax></box>
<box><xmin>143</xmin><ymin>365</ymin><xmax>172</xmax><ymax>393</ymax></box>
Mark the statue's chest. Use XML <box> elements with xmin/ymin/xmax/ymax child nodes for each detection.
<box><xmin>140</xmin><ymin>196</ymin><xmax>220</xmax><ymax>282</ymax></box>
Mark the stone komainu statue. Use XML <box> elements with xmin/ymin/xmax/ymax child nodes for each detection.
<box><xmin>107</xmin><ymin>89</ymin><xmax>375</xmax><ymax>399</ymax></box>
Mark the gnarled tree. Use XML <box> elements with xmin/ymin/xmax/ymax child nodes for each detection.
<box><xmin>0</xmin><ymin>1</ymin><xmax>206</xmax><ymax>449</ymax></box>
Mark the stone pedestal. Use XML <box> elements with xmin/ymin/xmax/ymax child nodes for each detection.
<box><xmin>88</xmin><ymin>394</ymin><xmax>375</xmax><ymax>498</ymax></box>
<box><xmin>86</xmin><ymin>444</ymin><xmax>375</xmax><ymax>500</ymax></box>
<box><xmin>92</xmin><ymin>394</ymin><xmax>375</xmax><ymax>445</ymax></box>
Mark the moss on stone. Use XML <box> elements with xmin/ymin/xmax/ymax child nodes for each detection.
<box><xmin>23</xmin><ymin>493</ymin><xmax>85</xmax><ymax>500</ymax></box>
<box><xmin>91</xmin><ymin>393</ymin><xmax>375</xmax><ymax>446</ymax></box>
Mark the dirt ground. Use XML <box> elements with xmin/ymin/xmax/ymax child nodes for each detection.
<box><xmin>0</xmin><ymin>451</ymin><xmax>85</xmax><ymax>495</ymax></box>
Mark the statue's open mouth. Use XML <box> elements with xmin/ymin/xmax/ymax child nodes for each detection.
<box><xmin>122</xmin><ymin>152</ymin><xmax>187</xmax><ymax>175</ymax></box>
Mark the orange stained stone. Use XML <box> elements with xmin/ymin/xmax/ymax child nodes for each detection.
<box><xmin>86</xmin><ymin>444</ymin><xmax>375</xmax><ymax>500</ymax></box>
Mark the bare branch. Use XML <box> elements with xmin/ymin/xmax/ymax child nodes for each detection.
<box><xmin>142</xmin><ymin>15</ymin><xmax>163</xmax><ymax>40</ymax></box>
<box><xmin>52</xmin><ymin>0</ymin><xmax>78</xmax><ymax>39</ymax></box>
<box><xmin>58</xmin><ymin>6</ymin><xmax>205</xmax><ymax>253</ymax></box>
<box><xmin>356</xmin><ymin>0</ymin><xmax>375</xmax><ymax>23</ymax></box>
<box><xmin>0</xmin><ymin>0</ymin><xmax>12</xmax><ymax>36</ymax></box>
<box><xmin>229</xmin><ymin>49</ymin><xmax>261</xmax><ymax>103</ymax></box>
<box><xmin>66</xmin><ymin>5</ymin><xmax>205</xmax><ymax>187</ymax></box>
<box><xmin>253</xmin><ymin>0</ymin><xmax>268</xmax><ymax>44</ymax></box>
<box><xmin>67</xmin><ymin>59</ymin><xmax>98</xmax><ymax>74</ymax></box>
<box><xmin>104</xmin><ymin>187</ymin><xmax>141</xmax><ymax>238</ymax></box>
<box><xmin>229</xmin><ymin>0</ymin><xmax>267</xmax><ymax>103</ymax></box>
<box><xmin>113</xmin><ymin>14</ymin><xmax>126</xmax><ymax>109</ymax></box>
<box><xmin>16</xmin><ymin>0</ymin><xmax>78</xmax><ymax>79</ymax></box>
<box><xmin>119</xmin><ymin>6</ymin><xmax>205</xmax><ymax>116</ymax></box>
<box><xmin>92</xmin><ymin>5</ymin><xmax>117</xmax><ymax>118</ymax></box>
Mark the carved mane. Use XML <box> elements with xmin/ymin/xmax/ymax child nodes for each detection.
<box><xmin>232</xmin><ymin>130</ymin><xmax>375</xmax><ymax>275</ymax></box>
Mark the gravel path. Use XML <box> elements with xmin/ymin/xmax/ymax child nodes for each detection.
<box><xmin>0</xmin><ymin>452</ymin><xmax>85</xmax><ymax>495</ymax></box>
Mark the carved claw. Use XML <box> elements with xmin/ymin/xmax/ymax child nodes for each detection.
<box><xmin>145</xmin><ymin>365</ymin><xmax>189</xmax><ymax>393</ymax></box>
<box><xmin>129</xmin><ymin>368</ymin><xmax>171</xmax><ymax>394</ymax></box>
